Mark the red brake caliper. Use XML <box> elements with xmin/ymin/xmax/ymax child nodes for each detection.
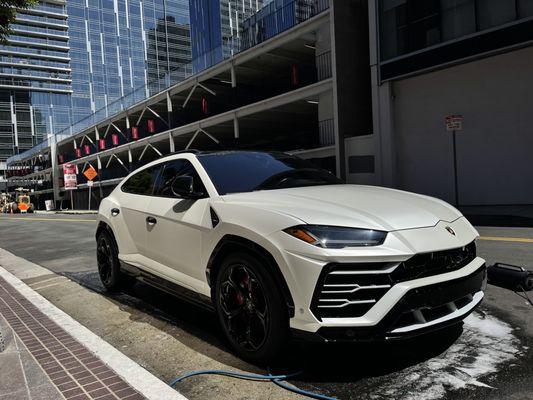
<box><xmin>236</xmin><ymin>271</ymin><xmax>249</xmax><ymax>306</ymax></box>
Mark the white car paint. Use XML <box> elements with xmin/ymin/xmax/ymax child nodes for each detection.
<box><xmin>97</xmin><ymin>152</ymin><xmax>486</xmax><ymax>337</ymax></box>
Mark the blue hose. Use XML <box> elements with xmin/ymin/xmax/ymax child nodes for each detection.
<box><xmin>169</xmin><ymin>369</ymin><xmax>338</xmax><ymax>400</ymax></box>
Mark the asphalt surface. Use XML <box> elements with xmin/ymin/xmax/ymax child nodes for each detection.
<box><xmin>0</xmin><ymin>213</ymin><xmax>532</xmax><ymax>400</ymax></box>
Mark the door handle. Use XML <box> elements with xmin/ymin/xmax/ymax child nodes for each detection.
<box><xmin>111</xmin><ymin>208</ymin><xmax>120</xmax><ymax>217</ymax></box>
<box><xmin>146</xmin><ymin>216</ymin><xmax>157</xmax><ymax>226</ymax></box>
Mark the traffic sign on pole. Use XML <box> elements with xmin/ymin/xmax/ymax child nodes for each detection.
<box><xmin>445</xmin><ymin>114</ymin><xmax>463</xmax><ymax>131</ymax></box>
<box><xmin>83</xmin><ymin>165</ymin><xmax>98</xmax><ymax>181</ymax></box>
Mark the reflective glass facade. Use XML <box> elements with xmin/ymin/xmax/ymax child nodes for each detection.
<box><xmin>0</xmin><ymin>0</ymin><xmax>70</xmax><ymax>163</ymax></box>
<box><xmin>67</xmin><ymin>0</ymin><xmax>192</xmax><ymax>122</ymax></box>
<box><xmin>0</xmin><ymin>0</ymin><xmax>191</xmax><ymax>168</ymax></box>
<box><xmin>189</xmin><ymin>0</ymin><xmax>265</xmax><ymax>72</ymax></box>
<box><xmin>379</xmin><ymin>0</ymin><xmax>533</xmax><ymax>61</ymax></box>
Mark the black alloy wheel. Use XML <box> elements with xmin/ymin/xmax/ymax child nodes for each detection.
<box><xmin>96</xmin><ymin>230</ymin><xmax>134</xmax><ymax>291</ymax></box>
<box><xmin>215</xmin><ymin>252</ymin><xmax>288</xmax><ymax>363</ymax></box>
<box><xmin>219</xmin><ymin>264</ymin><xmax>270</xmax><ymax>351</ymax></box>
<box><xmin>97</xmin><ymin>234</ymin><xmax>114</xmax><ymax>287</ymax></box>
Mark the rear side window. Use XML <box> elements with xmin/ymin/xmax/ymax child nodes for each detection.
<box><xmin>154</xmin><ymin>159</ymin><xmax>207</xmax><ymax>198</ymax></box>
<box><xmin>121</xmin><ymin>165</ymin><xmax>162</xmax><ymax>195</ymax></box>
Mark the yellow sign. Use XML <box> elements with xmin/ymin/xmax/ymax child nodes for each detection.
<box><xmin>83</xmin><ymin>165</ymin><xmax>98</xmax><ymax>181</ymax></box>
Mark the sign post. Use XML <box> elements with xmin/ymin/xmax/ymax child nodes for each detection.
<box><xmin>83</xmin><ymin>166</ymin><xmax>98</xmax><ymax>211</ymax></box>
<box><xmin>62</xmin><ymin>163</ymin><xmax>78</xmax><ymax>210</ymax></box>
<box><xmin>87</xmin><ymin>181</ymin><xmax>94</xmax><ymax>210</ymax></box>
<box><xmin>445</xmin><ymin>115</ymin><xmax>463</xmax><ymax>206</ymax></box>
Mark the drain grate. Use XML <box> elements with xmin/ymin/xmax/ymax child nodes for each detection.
<box><xmin>0</xmin><ymin>327</ymin><xmax>5</xmax><ymax>353</ymax></box>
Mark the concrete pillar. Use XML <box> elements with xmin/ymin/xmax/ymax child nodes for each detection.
<box><xmin>368</xmin><ymin>0</ymin><xmax>396</xmax><ymax>187</ymax></box>
<box><xmin>50</xmin><ymin>135</ymin><xmax>61</xmax><ymax>205</ymax></box>
<box><xmin>315</xmin><ymin>17</ymin><xmax>334</xmax><ymax>148</ymax></box>
<box><xmin>166</xmin><ymin>91</ymin><xmax>173</xmax><ymax>127</ymax></box>
<box><xmin>233</xmin><ymin>116</ymin><xmax>239</xmax><ymax>139</ymax></box>
<box><xmin>330</xmin><ymin>0</ymin><xmax>372</xmax><ymax>180</ymax></box>
<box><xmin>169</xmin><ymin>132</ymin><xmax>175</xmax><ymax>152</ymax></box>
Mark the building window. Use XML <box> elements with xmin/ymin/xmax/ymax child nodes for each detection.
<box><xmin>477</xmin><ymin>0</ymin><xmax>516</xmax><ymax>30</ymax></box>
<box><xmin>379</xmin><ymin>0</ymin><xmax>529</xmax><ymax>61</ymax></box>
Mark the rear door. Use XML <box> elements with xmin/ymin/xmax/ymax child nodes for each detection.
<box><xmin>143</xmin><ymin>158</ymin><xmax>211</xmax><ymax>289</ymax></box>
<box><xmin>115</xmin><ymin>164</ymin><xmax>162</xmax><ymax>257</ymax></box>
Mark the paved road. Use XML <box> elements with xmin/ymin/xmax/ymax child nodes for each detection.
<box><xmin>0</xmin><ymin>213</ymin><xmax>532</xmax><ymax>400</ymax></box>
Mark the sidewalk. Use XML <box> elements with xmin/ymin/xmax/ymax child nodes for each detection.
<box><xmin>0</xmin><ymin>268</ymin><xmax>186</xmax><ymax>400</ymax></box>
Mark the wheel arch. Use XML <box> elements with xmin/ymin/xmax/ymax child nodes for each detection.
<box><xmin>96</xmin><ymin>221</ymin><xmax>118</xmax><ymax>250</ymax></box>
<box><xmin>206</xmin><ymin>235</ymin><xmax>295</xmax><ymax>318</ymax></box>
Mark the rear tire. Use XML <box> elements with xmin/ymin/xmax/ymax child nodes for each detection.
<box><xmin>214</xmin><ymin>252</ymin><xmax>289</xmax><ymax>364</ymax></box>
<box><xmin>96</xmin><ymin>230</ymin><xmax>135</xmax><ymax>291</ymax></box>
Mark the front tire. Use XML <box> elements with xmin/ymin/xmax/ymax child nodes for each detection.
<box><xmin>96</xmin><ymin>230</ymin><xmax>135</xmax><ymax>291</ymax></box>
<box><xmin>215</xmin><ymin>252</ymin><xmax>288</xmax><ymax>364</ymax></box>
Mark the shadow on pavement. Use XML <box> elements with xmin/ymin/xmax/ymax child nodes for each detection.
<box><xmin>62</xmin><ymin>270</ymin><xmax>464</xmax><ymax>386</ymax></box>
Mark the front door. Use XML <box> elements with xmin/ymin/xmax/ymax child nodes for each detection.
<box><xmin>115</xmin><ymin>164</ymin><xmax>162</xmax><ymax>257</ymax></box>
<box><xmin>143</xmin><ymin>159</ymin><xmax>211</xmax><ymax>290</ymax></box>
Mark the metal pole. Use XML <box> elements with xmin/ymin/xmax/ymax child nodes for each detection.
<box><xmin>70</xmin><ymin>190</ymin><xmax>74</xmax><ymax>210</ymax></box>
<box><xmin>452</xmin><ymin>130</ymin><xmax>459</xmax><ymax>206</ymax></box>
<box><xmin>88</xmin><ymin>184</ymin><xmax>92</xmax><ymax>211</ymax></box>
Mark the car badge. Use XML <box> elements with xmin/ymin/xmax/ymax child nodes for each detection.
<box><xmin>445</xmin><ymin>226</ymin><xmax>456</xmax><ymax>236</ymax></box>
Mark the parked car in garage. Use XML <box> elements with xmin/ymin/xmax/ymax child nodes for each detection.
<box><xmin>96</xmin><ymin>150</ymin><xmax>486</xmax><ymax>363</ymax></box>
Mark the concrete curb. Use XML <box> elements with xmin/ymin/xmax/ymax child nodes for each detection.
<box><xmin>0</xmin><ymin>251</ymin><xmax>188</xmax><ymax>400</ymax></box>
<box><xmin>35</xmin><ymin>210</ymin><xmax>98</xmax><ymax>215</ymax></box>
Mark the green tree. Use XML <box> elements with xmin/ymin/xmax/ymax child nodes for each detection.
<box><xmin>0</xmin><ymin>0</ymin><xmax>38</xmax><ymax>42</ymax></box>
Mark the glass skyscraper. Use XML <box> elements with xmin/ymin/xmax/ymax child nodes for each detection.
<box><xmin>189</xmin><ymin>0</ymin><xmax>266</xmax><ymax>72</ymax></box>
<box><xmin>0</xmin><ymin>0</ymin><xmax>70</xmax><ymax>165</ymax></box>
<box><xmin>0</xmin><ymin>0</ymin><xmax>192</xmax><ymax>174</ymax></box>
<box><xmin>67</xmin><ymin>0</ymin><xmax>192</xmax><ymax>122</ymax></box>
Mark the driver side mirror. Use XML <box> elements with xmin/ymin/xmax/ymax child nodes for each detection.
<box><xmin>171</xmin><ymin>176</ymin><xmax>205</xmax><ymax>199</ymax></box>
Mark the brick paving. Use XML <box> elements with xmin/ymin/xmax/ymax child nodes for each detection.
<box><xmin>0</xmin><ymin>276</ymin><xmax>146</xmax><ymax>400</ymax></box>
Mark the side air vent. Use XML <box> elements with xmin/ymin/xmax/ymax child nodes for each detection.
<box><xmin>210</xmin><ymin>207</ymin><xmax>220</xmax><ymax>228</ymax></box>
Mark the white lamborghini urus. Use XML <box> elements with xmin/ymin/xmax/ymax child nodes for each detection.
<box><xmin>96</xmin><ymin>151</ymin><xmax>486</xmax><ymax>363</ymax></box>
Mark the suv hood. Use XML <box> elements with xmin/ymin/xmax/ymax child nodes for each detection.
<box><xmin>221</xmin><ymin>185</ymin><xmax>462</xmax><ymax>231</ymax></box>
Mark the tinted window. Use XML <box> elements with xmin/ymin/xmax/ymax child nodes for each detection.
<box><xmin>198</xmin><ymin>152</ymin><xmax>342</xmax><ymax>195</ymax></box>
<box><xmin>121</xmin><ymin>165</ymin><xmax>161</xmax><ymax>195</ymax></box>
<box><xmin>154</xmin><ymin>159</ymin><xmax>207</xmax><ymax>198</ymax></box>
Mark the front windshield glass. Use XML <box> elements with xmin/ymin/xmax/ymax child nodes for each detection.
<box><xmin>197</xmin><ymin>152</ymin><xmax>343</xmax><ymax>195</ymax></box>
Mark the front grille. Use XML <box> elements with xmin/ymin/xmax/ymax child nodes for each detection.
<box><xmin>316</xmin><ymin>265</ymin><xmax>486</xmax><ymax>341</ymax></box>
<box><xmin>311</xmin><ymin>241</ymin><xmax>476</xmax><ymax>320</ymax></box>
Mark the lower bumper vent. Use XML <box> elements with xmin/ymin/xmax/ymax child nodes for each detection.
<box><xmin>311</xmin><ymin>241</ymin><xmax>476</xmax><ymax>320</ymax></box>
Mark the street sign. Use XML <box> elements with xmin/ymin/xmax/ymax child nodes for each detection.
<box><xmin>445</xmin><ymin>114</ymin><xmax>463</xmax><ymax>131</ymax></box>
<box><xmin>62</xmin><ymin>163</ymin><xmax>77</xmax><ymax>191</ymax></box>
<box><xmin>83</xmin><ymin>165</ymin><xmax>98</xmax><ymax>181</ymax></box>
<box><xmin>87</xmin><ymin>180</ymin><xmax>94</xmax><ymax>187</ymax></box>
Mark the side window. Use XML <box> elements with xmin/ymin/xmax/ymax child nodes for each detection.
<box><xmin>154</xmin><ymin>159</ymin><xmax>207</xmax><ymax>198</ymax></box>
<box><xmin>121</xmin><ymin>165</ymin><xmax>162</xmax><ymax>195</ymax></box>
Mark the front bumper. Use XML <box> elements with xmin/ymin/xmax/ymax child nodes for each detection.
<box><xmin>312</xmin><ymin>263</ymin><xmax>486</xmax><ymax>341</ymax></box>
<box><xmin>287</xmin><ymin>255</ymin><xmax>486</xmax><ymax>334</ymax></box>
<box><xmin>267</xmin><ymin>217</ymin><xmax>486</xmax><ymax>336</ymax></box>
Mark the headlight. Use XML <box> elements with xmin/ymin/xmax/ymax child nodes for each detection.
<box><xmin>283</xmin><ymin>225</ymin><xmax>387</xmax><ymax>248</ymax></box>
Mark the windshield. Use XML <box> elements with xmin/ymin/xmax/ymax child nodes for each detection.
<box><xmin>197</xmin><ymin>152</ymin><xmax>343</xmax><ymax>195</ymax></box>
